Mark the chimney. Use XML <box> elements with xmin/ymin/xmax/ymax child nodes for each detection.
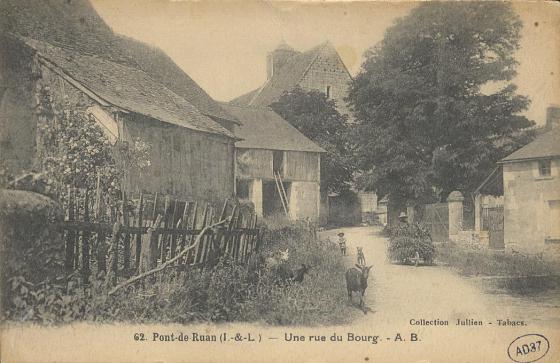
<box><xmin>546</xmin><ymin>105</ymin><xmax>560</xmax><ymax>130</ymax></box>
<box><xmin>266</xmin><ymin>41</ymin><xmax>298</xmax><ymax>80</ymax></box>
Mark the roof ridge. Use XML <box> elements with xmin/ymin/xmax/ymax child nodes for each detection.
<box><xmin>19</xmin><ymin>36</ymin><xmax>234</xmax><ymax>138</ymax></box>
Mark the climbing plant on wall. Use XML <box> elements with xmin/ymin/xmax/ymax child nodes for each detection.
<box><xmin>33</xmin><ymin>82</ymin><xmax>151</xmax><ymax>207</ymax></box>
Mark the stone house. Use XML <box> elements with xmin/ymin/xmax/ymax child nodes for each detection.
<box><xmin>230</xmin><ymin>41</ymin><xmax>353</xmax><ymax>116</ymax></box>
<box><xmin>221</xmin><ymin>104</ymin><xmax>325</xmax><ymax>221</ymax></box>
<box><xmin>500</xmin><ymin>127</ymin><xmax>560</xmax><ymax>253</ymax></box>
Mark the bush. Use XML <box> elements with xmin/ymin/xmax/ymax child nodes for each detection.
<box><xmin>386</xmin><ymin>222</ymin><xmax>435</xmax><ymax>265</ymax></box>
<box><xmin>436</xmin><ymin>242</ymin><xmax>560</xmax><ymax>277</ymax></box>
<box><xmin>2</xmin><ymin>217</ymin><xmax>352</xmax><ymax>326</ymax></box>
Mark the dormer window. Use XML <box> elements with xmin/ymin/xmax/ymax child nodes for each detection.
<box><xmin>539</xmin><ymin>159</ymin><xmax>552</xmax><ymax>177</ymax></box>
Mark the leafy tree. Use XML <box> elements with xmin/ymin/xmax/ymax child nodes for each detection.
<box><xmin>270</xmin><ymin>87</ymin><xmax>354</xmax><ymax>194</ymax></box>
<box><xmin>347</xmin><ymin>2</ymin><xmax>534</xmax><ymax>203</ymax></box>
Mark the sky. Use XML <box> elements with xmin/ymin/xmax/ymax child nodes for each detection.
<box><xmin>90</xmin><ymin>0</ymin><xmax>560</xmax><ymax>125</ymax></box>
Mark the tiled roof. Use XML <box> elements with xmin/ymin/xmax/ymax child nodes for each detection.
<box><xmin>23</xmin><ymin>37</ymin><xmax>235</xmax><ymax>138</ymax></box>
<box><xmin>2</xmin><ymin>0</ymin><xmax>238</xmax><ymax>125</ymax></box>
<box><xmin>116</xmin><ymin>36</ymin><xmax>239</xmax><ymax>124</ymax></box>
<box><xmin>221</xmin><ymin>104</ymin><xmax>325</xmax><ymax>153</ymax></box>
<box><xmin>229</xmin><ymin>43</ymin><xmax>330</xmax><ymax>107</ymax></box>
<box><xmin>501</xmin><ymin>127</ymin><xmax>560</xmax><ymax>162</ymax></box>
<box><xmin>228</xmin><ymin>89</ymin><xmax>260</xmax><ymax>107</ymax></box>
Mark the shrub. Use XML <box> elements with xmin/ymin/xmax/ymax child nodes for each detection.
<box><xmin>436</xmin><ymin>242</ymin><xmax>560</xmax><ymax>277</ymax></box>
<box><xmin>2</xmin><ymin>218</ymin><xmax>353</xmax><ymax>326</ymax></box>
<box><xmin>386</xmin><ymin>222</ymin><xmax>435</xmax><ymax>265</ymax></box>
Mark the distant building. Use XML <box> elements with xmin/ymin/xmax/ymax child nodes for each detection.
<box><xmin>500</xmin><ymin>127</ymin><xmax>560</xmax><ymax>253</ymax></box>
<box><xmin>222</xmin><ymin>104</ymin><xmax>325</xmax><ymax>221</ymax></box>
<box><xmin>230</xmin><ymin>41</ymin><xmax>379</xmax><ymax>224</ymax></box>
<box><xmin>230</xmin><ymin>40</ymin><xmax>353</xmax><ymax>116</ymax></box>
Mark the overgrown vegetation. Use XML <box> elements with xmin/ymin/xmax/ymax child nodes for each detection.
<box><xmin>436</xmin><ymin>242</ymin><xmax>560</xmax><ymax>278</ymax></box>
<box><xmin>2</xmin><ymin>217</ymin><xmax>352</xmax><ymax>326</ymax></box>
<box><xmin>385</xmin><ymin>223</ymin><xmax>435</xmax><ymax>265</ymax></box>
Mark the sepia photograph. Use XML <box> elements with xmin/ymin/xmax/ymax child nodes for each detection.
<box><xmin>0</xmin><ymin>0</ymin><xmax>559</xmax><ymax>362</ymax></box>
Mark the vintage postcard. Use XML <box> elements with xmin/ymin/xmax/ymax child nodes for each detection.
<box><xmin>1</xmin><ymin>0</ymin><xmax>559</xmax><ymax>362</ymax></box>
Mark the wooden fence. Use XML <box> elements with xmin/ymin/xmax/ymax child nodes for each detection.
<box><xmin>60</xmin><ymin>187</ymin><xmax>261</xmax><ymax>284</ymax></box>
<box><xmin>482</xmin><ymin>206</ymin><xmax>504</xmax><ymax>250</ymax></box>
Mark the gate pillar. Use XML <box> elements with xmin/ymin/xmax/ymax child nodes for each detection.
<box><xmin>447</xmin><ymin>191</ymin><xmax>464</xmax><ymax>240</ymax></box>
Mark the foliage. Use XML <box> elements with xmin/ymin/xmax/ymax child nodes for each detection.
<box><xmin>36</xmin><ymin>85</ymin><xmax>115</xmax><ymax>199</ymax></box>
<box><xmin>347</xmin><ymin>2</ymin><xmax>535</xmax><ymax>201</ymax></box>
<box><xmin>386</xmin><ymin>222</ymin><xmax>435</xmax><ymax>265</ymax></box>
<box><xmin>436</xmin><ymin>242</ymin><xmax>560</xmax><ymax>278</ymax></box>
<box><xmin>25</xmin><ymin>83</ymin><xmax>151</xmax><ymax>208</ymax></box>
<box><xmin>270</xmin><ymin>87</ymin><xmax>355</xmax><ymax>194</ymax></box>
<box><xmin>2</xmin><ymin>220</ymin><xmax>353</xmax><ymax>326</ymax></box>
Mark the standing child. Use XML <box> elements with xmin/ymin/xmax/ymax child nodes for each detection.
<box><xmin>337</xmin><ymin>232</ymin><xmax>347</xmax><ymax>256</ymax></box>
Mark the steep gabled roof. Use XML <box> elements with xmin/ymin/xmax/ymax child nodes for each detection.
<box><xmin>23</xmin><ymin>37</ymin><xmax>234</xmax><ymax>138</ymax></box>
<box><xmin>228</xmin><ymin>89</ymin><xmax>260</xmax><ymax>107</ymax></box>
<box><xmin>230</xmin><ymin>42</ymin><xmax>346</xmax><ymax>107</ymax></box>
<box><xmin>221</xmin><ymin>104</ymin><xmax>325</xmax><ymax>153</ymax></box>
<box><xmin>2</xmin><ymin>0</ymin><xmax>239</xmax><ymax>124</ymax></box>
<box><xmin>501</xmin><ymin>127</ymin><xmax>560</xmax><ymax>162</ymax></box>
<box><xmin>115</xmin><ymin>36</ymin><xmax>239</xmax><ymax>124</ymax></box>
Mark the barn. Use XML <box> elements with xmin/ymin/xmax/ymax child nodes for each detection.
<box><xmin>221</xmin><ymin>104</ymin><xmax>325</xmax><ymax>221</ymax></box>
<box><xmin>1</xmin><ymin>18</ymin><xmax>238</xmax><ymax>204</ymax></box>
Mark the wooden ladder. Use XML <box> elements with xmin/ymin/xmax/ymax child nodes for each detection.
<box><xmin>274</xmin><ymin>171</ymin><xmax>290</xmax><ymax>218</ymax></box>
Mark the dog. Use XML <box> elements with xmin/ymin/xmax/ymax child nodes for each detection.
<box><xmin>356</xmin><ymin>247</ymin><xmax>366</xmax><ymax>266</ymax></box>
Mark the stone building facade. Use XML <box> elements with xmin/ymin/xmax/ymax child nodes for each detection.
<box><xmin>230</xmin><ymin>41</ymin><xmax>353</xmax><ymax>116</ymax></box>
<box><xmin>500</xmin><ymin>127</ymin><xmax>560</xmax><ymax>254</ymax></box>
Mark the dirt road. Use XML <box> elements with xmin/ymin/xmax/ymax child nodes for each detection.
<box><xmin>323</xmin><ymin>226</ymin><xmax>559</xmax><ymax>328</ymax></box>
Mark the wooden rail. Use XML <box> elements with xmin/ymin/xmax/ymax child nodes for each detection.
<box><xmin>60</xmin><ymin>187</ymin><xmax>261</xmax><ymax>284</ymax></box>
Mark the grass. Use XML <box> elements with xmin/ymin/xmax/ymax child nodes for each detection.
<box><xmin>3</xmin><ymin>215</ymin><xmax>353</xmax><ymax>326</ymax></box>
<box><xmin>436</xmin><ymin>241</ymin><xmax>560</xmax><ymax>277</ymax></box>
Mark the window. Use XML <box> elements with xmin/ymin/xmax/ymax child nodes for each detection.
<box><xmin>326</xmin><ymin>85</ymin><xmax>331</xmax><ymax>98</ymax></box>
<box><xmin>538</xmin><ymin>159</ymin><xmax>552</xmax><ymax>177</ymax></box>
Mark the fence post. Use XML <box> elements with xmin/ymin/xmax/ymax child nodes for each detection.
<box><xmin>82</xmin><ymin>189</ymin><xmax>91</xmax><ymax>283</ymax></box>
<box><xmin>447</xmin><ymin>191</ymin><xmax>464</xmax><ymax>241</ymax></box>
<box><xmin>139</xmin><ymin>215</ymin><xmax>163</xmax><ymax>273</ymax></box>
<box><xmin>105</xmin><ymin>221</ymin><xmax>122</xmax><ymax>286</ymax></box>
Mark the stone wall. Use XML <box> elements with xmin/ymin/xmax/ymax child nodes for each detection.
<box><xmin>298</xmin><ymin>46</ymin><xmax>352</xmax><ymax>117</ymax></box>
<box><xmin>1</xmin><ymin>38</ymin><xmax>41</xmax><ymax>174</ymax></box>
<box><xmin>289</xmin><ymin>181</ymin><xmax>320</xmax><ymax>221</ymax></box>
<box><xmin>0</xmin><ymin>190</ymin><xmax>64</xmax><ymax>308</ymax></box>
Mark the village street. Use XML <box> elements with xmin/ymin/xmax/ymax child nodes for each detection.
<box><xmin>322</xmin><ymin>226</ymin><xmax>560</xmax><ymax>329</ymax></box>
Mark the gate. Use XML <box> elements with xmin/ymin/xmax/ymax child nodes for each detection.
<box><xmin>482</xmin><ymin>206</ymin><xmax>504</xmax><ymax>249</ymax></box>
<box><xmin>421</xmin><ymin>203</ymin><xmax>449</xmax><ymax>242</ymax></box>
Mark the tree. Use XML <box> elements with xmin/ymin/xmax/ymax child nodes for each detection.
<box><xmin>347</xmin><ymin>2</ymin><xmax>534</xmax><ymax>203</ymax></box>
<box><xmin>270</xmin><ymin>87</ymin><xmax>354</xmax><ymax>194</ymax></box>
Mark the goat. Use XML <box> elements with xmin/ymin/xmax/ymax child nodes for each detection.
<box><xmin>292</xmin><ymin>263</ymin><xmax>312</xmax><ymax>283</ymax></box>
<box><xmin>265</xmin><ymin>248</ymin><xmax>289</xmax><ymax>269</ymax></box>
<box><xmin>273</xmin><ymin>263</ymin><xmax>313</xmax><ymax>284</ymax></box>
<box><xmin>356</xmin><ymin>247</ymin><xmax>365</xmax><ymax>266</ymax></box>
<box><xmin>345</xmin><ymin>264</ymin><xmax>373</xmax><ymax>311</ymax></box>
